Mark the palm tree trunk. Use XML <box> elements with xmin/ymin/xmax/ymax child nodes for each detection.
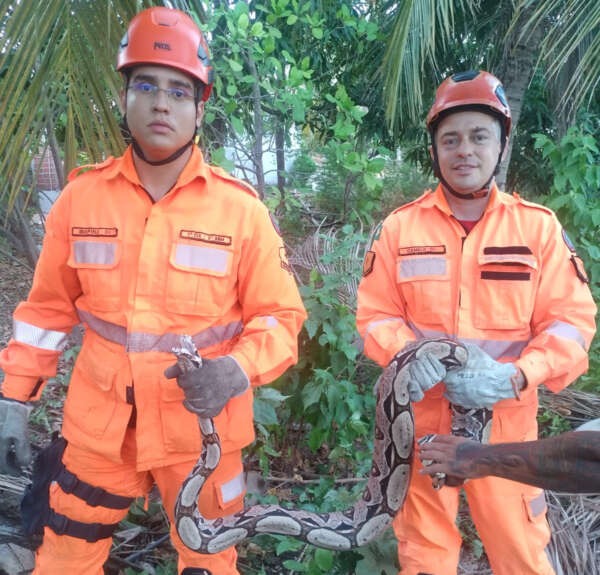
<box><xmin>496</xmin><ymin>8</ymin><xmax>545</xmax><ymax>191</ymax></box>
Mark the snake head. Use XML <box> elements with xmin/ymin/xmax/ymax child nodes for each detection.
<box><xmin>171</xmin><ymin>334</ymin><xmax>202</xmax><ymax>371</ymax></box>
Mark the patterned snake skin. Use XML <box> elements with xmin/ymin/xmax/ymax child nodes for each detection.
<box><xmin>174</xmin><ymin>338</ymin><xmax>468</xmax><ymax>553</ymax></box>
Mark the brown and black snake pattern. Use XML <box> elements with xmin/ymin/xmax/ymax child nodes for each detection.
<box><xmin>174</xmin><ymin>338</ymin><xmax>468</xmax><ymax>553</ymax></box>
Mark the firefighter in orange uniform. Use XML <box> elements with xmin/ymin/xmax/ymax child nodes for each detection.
<box><xmin>0</xmin><ymin>7</ymin><xmax>306</xmax><ymax>575</ymax></box>
<box><xmin>356</xmin><ymin>70</ymin><xmax>596</xmax><ymax>575</ymax></box>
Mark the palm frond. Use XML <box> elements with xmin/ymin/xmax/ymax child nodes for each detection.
<box><xmin>380</xmin><ymin>0</ymin><xmax>472</xmax><ymax>132</ymax></box>
<box><xmin>0</xmin><ymin>0</ymin><xmax>154</xmax><ymax>212</ymax></box>
<box><xmin>514</xmin><ymin>0</ymin><xmax>600</xmax><ymax>117</ymax></box>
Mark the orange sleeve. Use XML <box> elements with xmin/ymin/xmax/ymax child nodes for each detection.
<box><xmin>355</xmin><ymin>218</ymin><xmax>417</xmax><ymax>366</ymax></box>
<box><xmin>0</xmin><ymin>188</ymin><xmax>82</xmax><ymax>400</ymax></box>
<box><xmin>516</xmin><ymin>214</ymin><xmax>596</xmax><ymax>391</ymax></box>
<box><xmin>228</xmin><ymin>202</ymin><xmax>306</xmax><ymax>386</ymax></box>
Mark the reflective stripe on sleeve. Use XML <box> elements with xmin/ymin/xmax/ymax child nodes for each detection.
<box><xmin>77</xmin><ymin>309</ymin><xmax>243</xmax><ymax>353</ymax></box>
<box><xmin>174</xmin><ymin>244</ymin><xmax>229</xmax><ymax>273</ymax></box>
<box><xmin>398</xmin><ymin>256</ymin><xmax>446</xmax><ymax>279</ymax></box>
<box><xmin>13</xmin><ymin>320</ymin><xmax>69</xmax><ymax>351</ymax></box>
<box><xmin>254</xmin><ymin>315</ymin><xmax>278</xmax><ymax>328</ymax></box>
<box><xmin>545</xmin><ymin>320</ymin><xmax>587</xmax><ymax>350</ymax></box>
<box><xmin>407</xmin><ymin>323</ymin><xmax>529</xmax><ymax>361</ymax></box>
<box><xmin>73</xmin><ymin>241</ymin><xmax>116</xmax><ymax>265</ymax></box>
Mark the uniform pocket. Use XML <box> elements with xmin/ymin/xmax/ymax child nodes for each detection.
<box><xmin>523</xmin><ymin>491</ymin><xmax>548</xmax><ymax>521</ymax></box>
<box><xmin>165</xmin><ymin>241</ymin><xmax>234</xmax><ymax>316</ymax></box>
<box><xmin>158</xmin><ymin>378</ymin><xmax>201</xmax><ymax>454</ymax></box>
<box><xmin>473</xmin><ymin>250</ymin><xmax>537</xmax><ymax>330</ymax></box>
<box><xmin>63</xmin><ymin>342</ymin><xmax>130</xmax><ymax>440</ymax></box>
<box><xmin>396</xmin><ymin>254</ymin><xmax>451</xmax><ymax>326</ymax></box>
<box><xmin>67</xmin><ymin>238</ymin><xmax>122</xmax><ymax>312</ymax></box>
<box><xmin>489</xmin><ymin>391</ymin><xmax>538</xmax><ymax>443</ymax></box>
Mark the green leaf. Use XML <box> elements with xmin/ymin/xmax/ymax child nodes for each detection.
<box><xmin>253</xmin><ymin>400</ymin><xmax>278</xmax><ymax>426</ymax></box>
<box><xmin>276</xmin><ymin>537</ymin><xmax>304</xmax><ymax>555</ymax></box>
<box><xmin>238</xmin><ymin>13</ymin><xmax>249</xmax><ymax>30</ymax></box>
<box><xmin>230</xmin><ymin>115</ymin><xmax>244</xmax><ymax>135</ymax></box>
<box><xmin>283</xmin><ymin>559</ymin><xmax>307</xmax><ymax>571</ymax></box>
<box><xmin>250</xmin><ymin>22</ymin><xmax>264</xmax><ymax>37</ymax></box>
<box><xmin>227</xmin><ymin>58</ymin><xmax>244</xmax><ymax>73</ymax></box>
<box><xmin>312</xmin><ymin>27</ymin><xmax>324</xmax><ymax>39</ymax></box>
<box><xmin>314</xmin><ymin>548</ymin><xmax>334</xmax><ymax>570</ymax></box>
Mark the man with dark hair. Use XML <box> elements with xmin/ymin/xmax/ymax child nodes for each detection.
<box><xmin>0</xmin><ymin>7</ymin><xmax>306</xmax><ymax>574</ymax></box>
<box><xmin>356</xmin><ymin>70</ymin><xmax>597</xmax><ymax>575</ymax></box>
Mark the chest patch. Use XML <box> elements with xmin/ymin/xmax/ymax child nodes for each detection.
<box><xmin>398</xmin><ymin>245</ymin><xmax>446</xmax><ymax>256</ymax></box>
<box><xmin>72</xmin><ymin>227</ymin><xmax>118</xmax><ymax>237</ymax></box>
<box><xmin>180</xmin><ymin>230</ymin><xmax>232</xmax><ymax>246</ymax></box>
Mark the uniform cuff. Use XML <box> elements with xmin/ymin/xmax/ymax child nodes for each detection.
<box><xmin>1</xmin><ymin>374</ymin><xmax>45</xmax><ymax>402</ymax></box>
<box><xmin>514</xmin><ymin>357</ymin><xmax>548</xmax><ymax>392</ymax></box>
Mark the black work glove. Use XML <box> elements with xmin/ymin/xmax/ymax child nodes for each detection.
<box><xmin>164</xmin><ymin>355</ymin><xmax>249</xmax><ymax>418</ymax></box>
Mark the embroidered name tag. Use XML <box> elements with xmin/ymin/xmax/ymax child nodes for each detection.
<box><xmin>180</xmin><ymin>230</ymin><xmax>232</xmax><ymax>246</ymax></box>
<box><xmin>72</xmin><ymin>227</ymin><xmax>118</xmax><ymax>237</ymax></box>
<box><xmin>398</xmin><ymin>245</ymin><xmax>446</xmax><ymax>256</ymax></box>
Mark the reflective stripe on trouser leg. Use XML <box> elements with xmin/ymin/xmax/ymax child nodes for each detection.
<box><xmin>152</xmin><ymin>450</ymin><xmax>246</xmax><ymax>575</ymax></box>
<box><xmin>33</xmin><ymin>429</ymin><xmax>151</xmax><ymax>575</ymax></box>
<box><xmin>465</xmin><ymin>476</ymin><xmax>555</xmax><ymax>575</ymax></box>
<box><xmin>393</xmin><ymin>460</ymin><xmax>462</xmax><ymax>575</ymax></box>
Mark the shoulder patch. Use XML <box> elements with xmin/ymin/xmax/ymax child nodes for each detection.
<box><xmin>67</xmin><ymin>157</ymin><xmax>115</xmax><ymax>182</ymax></box>
<box><xmin>209</xmin><ymin>166</ymin><xmax>259</xmax><ymax>198</ymax></box>
<box><xmin>363</xmin><ymin>251</ymin><xmax>376</xmax><ymax>277</ymax></box>
<box><xmin>571</xmin><ymin>255</ymin><xmax>589</xmax><ymax>284</ymax></box>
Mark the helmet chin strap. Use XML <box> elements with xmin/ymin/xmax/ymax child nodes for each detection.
<box><xmin>120</xmin><ymin>112</ymin><xmax>197</xmax><ymax>167</ymax></box>
<box><xmin>131</xmin><ymin>138</ymin><xmax>194</xmax><ymax>166</ymax></box>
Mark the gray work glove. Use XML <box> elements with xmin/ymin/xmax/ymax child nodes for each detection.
<box><xmin>0</xmin><ymin>397</ymin><xmax>32</xmax><ymax>476</ymax></box>
<box><xmin>407</xmin><ymin>351</ymin><xmax>447</xmax><ymax>402</ymax></box>
<box><xmin>443</xmin><ymin>343</ymin><xmax>518</xmax><ymax>409</ymax></box>
<box><xmin>164</xmin><ymin>355</ymin><xmax>249</xmax><ymax>418</ymax></box>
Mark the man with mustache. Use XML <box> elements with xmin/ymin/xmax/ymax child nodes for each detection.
<box><xmin>356</xmin><ymin>70</ymin><xmax>596</xmax><ymax>575</ymax></box>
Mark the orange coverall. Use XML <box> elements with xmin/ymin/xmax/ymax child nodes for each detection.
<box><xmin>0</xmin><ymin>146</ymin><xmax>306</xmax><ymax>574</ymax></box>
<box><xmin>356</xmin><ymin>184</ymin><xmax>596</xmax><ymax>575</ymax></box>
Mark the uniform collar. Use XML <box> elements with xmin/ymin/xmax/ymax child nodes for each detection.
<box><xmin>431</xmin><ymin>182</ymin><xmax>503</xmax><ymax>216</ymax></box>
<box><xmin>100</xmin><ymin>145</ymin><xmax>210</xmax><ymax>189</ymax></box>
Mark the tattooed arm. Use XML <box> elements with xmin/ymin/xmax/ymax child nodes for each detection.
<box><xmin>418</xmin><ymin>431</ymin><xmax>600</xmax><ymax>493</ymax></box>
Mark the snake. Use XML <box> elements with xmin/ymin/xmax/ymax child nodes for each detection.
<box><xmin>173</xmin><ymin>337</ymin><xmax>468</xmax><ymax>554</ymax></box>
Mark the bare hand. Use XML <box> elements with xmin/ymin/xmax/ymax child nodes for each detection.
<box><xmin>418</xmin><ymin>434</ymin><xmax>486</xmax><ymax>483</ymax></box>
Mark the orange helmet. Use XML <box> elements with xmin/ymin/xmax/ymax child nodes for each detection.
<box><xmin>426</xmin><ymin>70</ymin><xmax>511</xmax><ymax>138</ymax></box>
<box><xmin>117</xmin><ymin>7</ymin><xmax>213</xmax><ymax>101</ymax></box>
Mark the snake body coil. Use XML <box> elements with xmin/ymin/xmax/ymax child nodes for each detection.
<box><xmin>175</xmin><ymin>338</ymin><xmax>467</xmax><ymax>553</ymax></box>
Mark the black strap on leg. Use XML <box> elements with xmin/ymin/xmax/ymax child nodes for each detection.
<box><xmin>55</xmin><ymin>464</ymin><xmax>135</xmax><ymax>509</ymax></box>
<box><xmin>181</xmin><ymin>569</ymin><xmax>213</xmax><ymax>575</ymax></box>
<box><xmin>46</xmin><ymin>509</ymin><xmax>120</xmax><ymax>542</ymax></box>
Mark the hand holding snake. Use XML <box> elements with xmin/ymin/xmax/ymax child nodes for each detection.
<box><xmin>173</xmin><ymin>338</ymin><xmax>470</xmax><ymax>553</ymax></box>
